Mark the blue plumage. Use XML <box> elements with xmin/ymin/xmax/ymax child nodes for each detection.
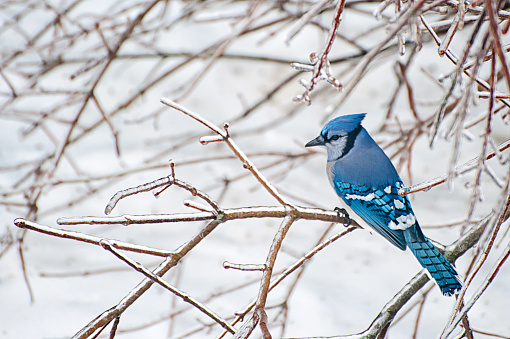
<box><xmin>306</xmin><ymin>114</ymin><xmax>462</xmax><ymax>296</ymax></box>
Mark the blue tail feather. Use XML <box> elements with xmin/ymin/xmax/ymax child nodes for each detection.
<box><xmin>404</xmin><ymin>226</ymin><xmax>462</xmax><ymax>296</ymax></box>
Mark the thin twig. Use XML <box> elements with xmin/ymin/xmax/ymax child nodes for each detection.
<box><xmin>14</xmin><ymin>218</ymin><xmax>175</xmax><ymax>257</ymax></box>
<box><xmin>160</xmin><ymin>98</ymin><xmax>295</xmax><ymax>208</ymax></box>
<box><xmin>399</xmin><ymin>139</ymin><xmax>510</xmax><ymax>196</ymax></box>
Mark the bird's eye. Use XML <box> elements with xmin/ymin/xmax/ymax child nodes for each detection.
<box><xmin>330</xmin><ymin>135</ymin><xmax>340</xmax><ymax>141</ymax></box>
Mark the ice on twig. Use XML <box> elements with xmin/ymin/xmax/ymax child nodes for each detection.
<box><xmin>199</xmin><ymin>135</ymin><xmax>224</xmax><ymax>145</ymax></box>
<box><xmin>223</xmin><ymin>261</ymin><xmax>265</xmax><ymax>271</ymax></box>
<box><xmin>184</xmin><ymin>200</ymin><xmax>216</xmax><ymax>213</ymax></box>
<box><xmin>104</xmin><ymin>176</ymin><xmax>174</xmax><ymax>215</ymax></box>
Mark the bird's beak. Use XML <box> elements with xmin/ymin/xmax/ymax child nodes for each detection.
<box><xmin>305</xmin><ymin>135</ymin><xmax>325</xmax><ymax>147</ymax></box>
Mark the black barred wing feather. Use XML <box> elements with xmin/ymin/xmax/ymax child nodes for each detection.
<box><xmin>334</xmin><ymin>181</ymin><xmax>411</xmax><ymax>250</ymax></box>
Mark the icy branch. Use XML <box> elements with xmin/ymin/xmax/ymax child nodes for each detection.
<box><xmin>292</xmin><ymin>0</ymin><xmax>346</xmax><ymax>104</ymax></box>
<box><xmin>399</xmin><ymin>139</ymin><xmax>510</xmax><ymax>196</ymax></box>
<box><xmin>57</xmin><ymin>206</ymin><xmax>353</xmax><ymax>226</ymax></box>
<box><xmin>99</xmin><ymin>240</ymin><xmax>236</xmax><ymax>335</ymax></box>
<box><xmin>14</xmin><ymin>218</ymin><xmax>174</xmax><ymax>257</ymax></box>
<box><xmin>161</xmin><ymin>98</ymin><xmax>295</xmax><ymax>207</ymax></box>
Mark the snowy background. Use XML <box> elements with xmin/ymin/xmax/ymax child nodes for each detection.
<box><xmin>1</xmin><ymin>1</ymin><xmax>509</xmax><ymax>338</ymax></box>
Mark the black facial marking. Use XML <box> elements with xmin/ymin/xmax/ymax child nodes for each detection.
<box><xmin>339</xmin><ymin>125</ymin><xmax>362</xmax><ymax>158</ymax></box>
<box><xmin>322</xmin><ymin>132</ymin><xmax>343</xmax><ymax>143</ymax></box>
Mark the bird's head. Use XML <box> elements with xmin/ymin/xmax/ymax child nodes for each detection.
<box><xmin>305</xmin><ymin>113</ymin><xmax>366</xmax><ymax>161</ymax></box>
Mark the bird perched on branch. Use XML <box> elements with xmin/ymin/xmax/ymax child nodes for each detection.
<box><xmin>306</xmin><ymin>113</ymin><xmax>462</xmax><ymax>296</ymax></box>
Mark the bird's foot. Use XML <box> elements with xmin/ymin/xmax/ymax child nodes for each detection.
<box><xmin>334</xmin><ymin>207</ymin><xmax>350</xmax><ymax>227</ymax></box>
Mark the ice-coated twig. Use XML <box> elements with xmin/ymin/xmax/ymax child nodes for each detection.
<box><xmin>399</xmin><ymin>139</ymin><xmax>510</xmax><ymax>196</ymax></box>
<box><xmin>160</xmin><ymin>98</ymin><xmax>295</xmax><ymax>208</ymax></box>
<box><xmin>99</xmin><ymin>240</ymin><xmax>236</xmax><ymax>335</ymax></box>
<box><xmin>488</xmin><ymin>136</ymin><xmax>507</xmax><ymax>164</ymax></box>
<box><xmin>233</xmin><ymin>215</ymin><xmax>296</xmax><ymax>339</ymax></box>
<box><xmin>105</xmin><ymin>176</ymin><xmax>175</xmax><ymax>215</ymax></box>
<box><xmin>292</xmin><ymin>54</ymin><xmax>342</xmax><ymax>104</ymax></box>
<box><xmin>373</xmin><ymin>0</ymin><xmax>393</xmax><ymax>20</ymax></box>
<box><xmin>444</xmin><ymin>0</ymin><xmax>510</xmax><ymax>18</ymax></box>
<box><xmin>184</xmin><ymin>200</ymin><xmax>217</xmax><ymax>214</ymax></box>
<box><xmin>292</xmin><ymin>0</ymin><xmax>346</xmax><ymax>105</ymax></box>
<box><xmin>58</xmin><ymin>212</ymin><xmax>217</xmax><ymax>226</ymax></box>
<box><xmin>14</xmin><ymin>218</ymin><xmax>174</xmax><ymax>257</ymax></box>
<box><xmin>484</xmin><ymin>162</ymin><xmax>505</xmax><ymax>188</ymax></box>
<box><xmin>104</xmin><ymin>165</ymin><xmax>221</xmax><ymax>216</ymax></box>
<box><xmin>199</xmin><ymin>135</ymin><xmax>224</xmax><ymax>145</ymax></box>
<box><xmin>438</xmin><ymin>13</ymin><xmax>461</xmax><ymax>56</ymax></box>
<box><xmin>223</xmin><ymin>262</ymin><xmax>266</xmax><ymax>271</ymax></box>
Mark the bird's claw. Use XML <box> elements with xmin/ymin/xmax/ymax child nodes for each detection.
<box><xmin>334</xmin><ymin>207</ymin><xmax>350</xmax><ymax>227</ymax></box>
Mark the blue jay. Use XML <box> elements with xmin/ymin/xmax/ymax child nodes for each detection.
<box><xmin>306</xmin><ymin>113</ymin><xmax>462</xmax><ymax>296</ymax></box>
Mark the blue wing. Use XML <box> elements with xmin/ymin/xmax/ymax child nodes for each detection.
<box><xmin>333</xmin><ymin>181</ymin><xmax>413</xmax><ymax>250</ymax></box>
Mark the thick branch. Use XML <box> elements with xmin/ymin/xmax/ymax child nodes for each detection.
<box><xmin>57</xmin><ymin>206</ymin><xmax>355</xmax><ymax>227</ymax></box>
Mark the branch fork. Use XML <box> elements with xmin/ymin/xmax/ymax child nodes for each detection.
<box><xmin>291</xmin><ymin>0</ymin><xmax>347</xmax><ymax>105</ymax></box>
<box><xmin>292</xmin><ymin>52</ymin><xmax>343</xmax><ymax>105</ymax></box>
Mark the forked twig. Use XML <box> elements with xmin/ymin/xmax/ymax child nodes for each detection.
<box><xmin>160</xmin><ymin>98</ymin><xmax>295</xmax><ymax>208</ymax></box>
<box><xmin>291</xmin><ymin>0</ymin><xmax>346</xmax><ymax>104</ymax></box>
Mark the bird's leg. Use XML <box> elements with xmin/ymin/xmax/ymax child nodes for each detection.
<box><xmin>334</xmin><ymin>207</ymin><xmax>350</xmax><ymax>227</ymax></box>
